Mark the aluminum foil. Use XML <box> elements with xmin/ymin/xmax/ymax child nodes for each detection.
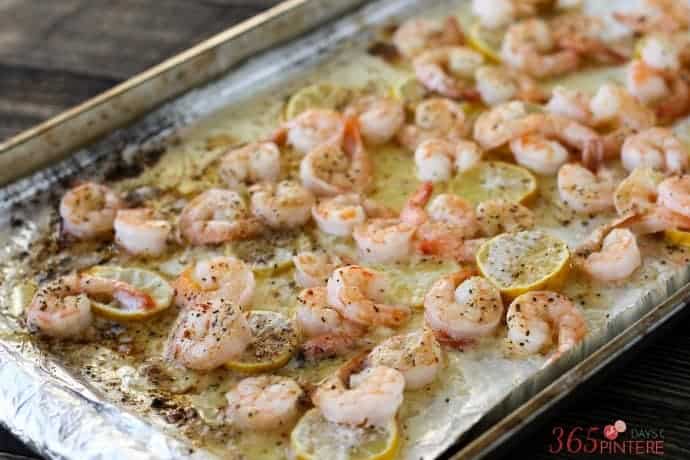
<box><xmin>1</xmin><ymin>0</ymin><xmax>690</xmax><ymax>459</ymax></box>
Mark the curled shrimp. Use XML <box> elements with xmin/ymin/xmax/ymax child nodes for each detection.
<box><xmin>312</xmin><ymin>365</ymin><xmax>405</xmax><ymax>426</ymax></box>
<box><xmin>414</xmin><ymin>138</ymin><xmax>483</xmax><ymax>182</ymax></box>
<box><xmin>550</xmin><ymin>13</ymin><xmax>630</xmax><ymax>65</ymax></box>
<box><xmin>249</xmin><ymin>180</ymin><xmax>315</xmax><ymax>229</ymax></box>
<box><xmin>473</xmin><ymin>101</ymin><xmax>531</xmax><ymax>150</ymax></box>
<box><xmin>114</xmin><ymin>208</ymin><xmax>171</xmax><ymax>257</ymax></box>
<box><xmin>581</xmin><ymin>228</ymin><xmax>642</xmax><ymax>282</ymax></box>
<box><xmin>27</xmin><ymin>274</ymin><xmax>93</xmax><ymax>339</ymax></box>
<box><xmin>344</xmin><ymin>96</ymin><xmax>405</xmax><ymax>145</ymax></box>
<box><xmin>476</xmin><ymin>199</ymin><xmax>535</xmax><ymax>236</ymax></box>
<box><xmin>179</xmin><ymin>189</ymin><xmax>264</xmax><ymax>245</ymax></box>
<box><xmin>397</xmin><ymin>97</ymin><xmax>468</xmax><ymax>151</ymax></box>
<box><xmin>506</xmin><ymin>291</ymin><xmax>587</xmax><ymax>356</ymax></box>
<box><xmin>472</xmin><ymin>0</ymin><xmax>544</xmax><ymax>29</ymax></box>
<box><xmin>621</xmin><ymin>128</ymin><xmax>689</xmax><ymax>174</ymax></box>
<box><xmin>173</xmin><ymin>256</ymin><xmax>255</xmax><ymax>309</ymax></box>
<box><xmin>424</xmin><ymin>270</ymin><xmax>504</xmax><ymax>345</ymax></box>
<box><xmin>367</xmin><ymin>328</ymin><xmax>443</xmax><ymax>390</ymax></box>
<box><xmin>501</xmin><ymin>18</ymin><xmax>580</xmax><ymax>79</ymax></box>
<box><xmin>545</xmin><ymin>86</ymin><xmax>593</xmax><ymax>125</ymax></box>
<box><xmin>413</xmin><ymin>46</ymin><xmax>483</xmax><ymax>100</ymax></box>
<box><xmin>327</xmin><ymin>265</ymin><xmax>411</xmax><ymax>328</ymax></box>
<box><xmin>274</xmin><ymin>109</ymin><xmax>345</xmax><ymax>155</ymax></box>
<box><xmin>165</xmin><ymin>297</ymin><xmax>251</xmax><ymax>371</ymax></box>
<box><xmin>293</xmin><ymin>251</ymin><xmax>340</xmax><ymax>288</ymax></box>
<box><xmin>613</xmin><ymin>0</ymin><xmax>690</xmax><ymax>34</ymax></box>
<box><xmin>225</xmin><ymin>376</ymin><xmax>303</xmax><ymax>431</ymax></box>
<box><xmin>299</xmin><ymin>117</ymin><xmax>372</xmax><ymax>196</ymax></box>
<box><xmin>353</xmin><ymin>218</ymin><xmax>416</xmax><ymax>264</ymax></box>
<box><xmin>312</xmin><ymin>193</ymin><xmax>393</xmax><ymax>237</ymax></box>
<box><xmin>510</xmin><ymin>134</ymin><xmax>570</xmax><ymax>175</ymax></box>
<box><xmin>475</xmin><ymin>66</ymin><xmax>547</xmax><ymax>106</ymax></box>
<box><xmin>392</xmin><ymin>16</ymin><xmax>465</xmax><ymax>58</ymax></box>
<box><xmin>658</xmin><ymin>175</ymin><xmax>690</xmax><ymax>218</ymax></box>
<box><xmin>625</xmin><ymin>59</ymin><xmax>671</xmax><ymax>105</ymax></box>
<box><xmin>557</xmin><ymin>163</ymin><xmax>616</xmax><ymax>213</ymax></box>
<box><xmin>219</xmin><ymin>142</ymin><xmax>281</xmax><ymax>188</ymax></box>
<box><xmin>60</xmin><ymin>182</ymin><xmax>125</xmax><ymax>240</ymax></box>
<box><xmin>295</xmin><ymin>286</ymin><xmax>364</xmax><ymax>360</ymax></box>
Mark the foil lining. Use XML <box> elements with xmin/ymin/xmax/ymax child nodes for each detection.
<box><xmin>1</xmin><ymin>0</ymin><xmax>689</xmax><ymax>459</ymax></box>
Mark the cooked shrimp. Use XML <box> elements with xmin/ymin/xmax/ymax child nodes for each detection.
<box><xmin>475</xmin><ymin>66</ymin><xmax>547</xmax><ymax>106</ymax></box>
<box><xmin>300</xmin><ymin>118</ymin><xmax>372</xmax><ymax>196</ymax></box>
<box><xmin>501</xmin><ymin>18</ymin><xmax>580</xmax><ymax>78</ymax></box>
<box><xmin>476</xmin><ymin>199</ymin><xmax>535</xmax><ymax>236</ymax></box>
<box><xmin>27</xmin><ymin>274</ymin><xmax>93</xmax><ymax>338</ymax></box>
<box><xmin>426</xmin><ymin>193</ymin><xmax>481</xmax><ymax>234</ymax></box>
<box><xmin>473</xmin><ymin>101</ymin><xmax>530</xmax><ymax>150</ymax></box>
<box><xmin>179</xmin><ymin>189</ymin><xmax>264</xmax><ymax>245</ymax></box>
<box><xmin>582</xmin><ymin>228</ymin><xmax>642</xmax><ymax>281</ymax></box>
<box><xmin>397</xmin><ymin>97</ymin><xmax>468</xmax><ymax>151</ymax></box>
<box><xmin>557</xmin><ymin>163</ymin><xmax>616</xmax><ymax>213</ymax></box>
<box><xmin>59</xmin><ymin>182</ymin><xmax>124</xmax><ymax>240</ymax></box>
<box><xmin>114</xmin><ymin>208</ymin><xmax>171</xmax><ymax>257</ymax></box>
<box><xmin>274</xmin><ymin>109</ymin><xmax>345</xmax><ymax>155</ymax></box>
<box><xmin>413</xmin><ymin>46</ymin><xmax>483</xmax><ymax>99</ymax></box>
<box><xmin>295</xmin><ymin>286</ymin><xmax>364</xmax><ymax>359</ymax></box>
<box><xmin>344</xmin><ymin>96</ymin><xmax>405</xmax><ymax>145</ymax></box>
<box><xmin>510</xmin><ymin>134</ymin><xmax>570</xmax><ymax>175</ymax></box>
<box><xmin>613</xmin><ymin>0</ymin><xmax>690</xmax><ymax>34</ymax></box>
<box><xmin>312</xmin><ymin>193</ymin><xmax>393</xmax><ymax>237</ymax></box>
<box><xmin>249</xmin><ymin>180</ymin><xmax>315</xmax><ymax>229</ymax></box>
<box><xmin>293</xmin><ymin>251</ymin><xmax>340</xmax><ymax>288</ymax></box>
<box><xmin>621</xmin><ymin>128</ymin><xmax>689</xmax><ymax>174</ymax></box>
<box><xmin>165</xmin><ymin>297</ymin><xmax>251</xmax><ymax>371</ymax></box>
<box><xmin>414</xmin><ymin>138</ymin><xmax>483</xmax><ymax>182</ymax></box>
<box><xmin>218</xmin><ymin>142</ymin><xmax>281</xmax><ymax>188</ymax></box>
<box><xmin>392</xmin><ymin>16</ymin><xmax>465</xmax><ymax>58</ymax></box>
<box><xmin>313</xmin><ymin>365</ymin><xmax>405</xmax><ymax>426</ymax></box>
<box><xmin>367</xmin><ymin>328</ymin><xmax>443</xmax><ymax>390</ymax></box>
<box><xmin>173</xmin><ymin>256</ymin><xmax>255</xmax><ymax>308</ymax></box>
<box><xmin>658</xmin><ymin>175</ymin><xmax>690</xmax><ymax>218</ymax></box>
<box><xmin>424</xmin><ymin>270</ymin><xmax>504</xmax><ymax>344</ymax></box>
<box><xmin>472</xmin><ymin>0</ymin><xmax>544</xmax><ymax>29</ymax></box>
<box><xmin>550</xmin><ymin>13</ymin><xmax>630</xmax><ymax>65</ymax></box>
<box><xmin>353</xmin><ymin>219</ymin><xmax>416</xmax><ymax>264</ymax></box>
<box><xmin>639</xmin><ymin>33</ymin><xmax>684</xmax><ymax>71</ymax></box>
<box><xmin>506</xmin><ymin>291</ymin><xmax>587</xmax><ymax>355</ymax></box>
<box><xmin>327</xmin><ymin>265</ymin><xmax>410</xmax><ymax>328</ymax></box>
<box><xmin>545</xmin><ymin>86</ymin><xmax>593</xmax><ymax>125</ymax></box>
<box><xmin>226</xmin><ymin>376</ymin><xmax>303</xmax><ymax>431</ymax></box>
<box><xmin>625</xmin><ymin>59</ymin><xmax>671</xmax><ymax>105</ymax></box>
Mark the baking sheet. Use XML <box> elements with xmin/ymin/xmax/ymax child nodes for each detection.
<box><xmin>1</xmin><ymin>0</ymin><xmax>689</xmax><ymax>459</ymax></box>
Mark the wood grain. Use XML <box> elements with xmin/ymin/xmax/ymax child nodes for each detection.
<box><xmin>1</xmin><ymin>1</ymin><xmax>689</xmax><ymax>460</ymax></box>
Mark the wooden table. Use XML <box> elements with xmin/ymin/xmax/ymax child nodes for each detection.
<box><xmin>1</xmin><ymin>1</ymin><xmax>689</xmax><ymax>459</ymax></box>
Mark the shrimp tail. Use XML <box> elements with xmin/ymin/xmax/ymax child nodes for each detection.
<box><xmin>442</xmin><ymin>17</ymin><xmax>466</xmax><ymax>46</ymax></box>
<box><xmin>582</xmin><ymin>138</ymin><xmax>605</xmax><ymax>172</ymax></box>
<box><xmin>271</xmin><ymin>126</ymin><xmax>288</xmax><ymax>145</ymax></box>
<box><xmin>301</xmin><ymin>333</ymin><xmax>359</xmax><ymax>361</ymax></box>
<box><xmin>401</xmin><ymin>181</ymin><xmax>433</xmax><ymax>225</ymax></box>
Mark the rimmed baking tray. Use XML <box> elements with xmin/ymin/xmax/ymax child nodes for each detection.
<box><xmin>1</xmin><ymin>0</ymin><xmax>689</xmax><ymax>459</ymax></box>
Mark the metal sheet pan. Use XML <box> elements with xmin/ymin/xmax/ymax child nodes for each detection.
<box><xmin>1</xmin><ymin>0</ymin><xmax>689</xmax><ymax>459</ymax></box>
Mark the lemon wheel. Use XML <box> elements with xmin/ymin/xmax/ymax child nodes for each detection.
<box><xmin>476</xmin><ymin>230</ymin><xmax>570</xmax><ymax>299</ymax></box>
<box><xmin>466</xmin><ymin>22</ymin><xmax>503</xmax><ymax>63</ymax></box>
<box><xmin>291</xmin><ymin>408</ymin><xmax>400</xmax><ymax>460</ymax></box>
<box><xmin>392</xmin><ymin>77</ymin><xmax>428</xmax><ymax>109</ymax></box>
<box><xmin>226</xmin><ymin>310</ymin><xmax>299</xmax><ymax>373</ymax></box>
<box><xmin>665</xmin><ymin>228</ymin><xmax>690</xmax><ymax>248</ymax></box>
<box><xmin>447</xmin><ymin>161</ymin><xmax>538</xmax><ymax>205</ymax></box>
<box><xmin>84</xmin><ymin>266</ymin><xmax>174</xmax><ymax>320</ymax></box>
<box><xmin>285</xmin><ymin>83</ymin><xmax>351</xmax><ymax>121</ymax></box>
<box><xmin>373</xmin><ymin>258</ymin><xmax>459</xmax><ymax>308</ymax></box>
<box><xmin>228</xmin><ymin>232</ymin><xmax>312</xmax><ymax>275</ymax></box>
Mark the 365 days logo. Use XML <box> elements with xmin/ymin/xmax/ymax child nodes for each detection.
<box><xmin>549</xmin><ymin>419</ymin><xmax>665</xmax><ymax>455</ymax></box>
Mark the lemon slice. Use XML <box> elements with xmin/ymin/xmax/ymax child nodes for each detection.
<box><xmin>466</xmin><ymin>22</ymin><xmax>503</xmax><ymax>63</ymax></box>
<box><xmin>664</xmin><ymin>228</ymin><xmax>690</xmax><ymax>247</ymax></box>
<box><xmin>226</xmin><ymin>310</ymin><xmax>299</xmax><ymax>373</ymax></box>
<box><xmin>228</xmin><ymin>232</ymin><xmax>312</xmax><ymax>275</ymax></box>
<box><xmin>393</xmin><ymin>77</ymin><xmax>428</xmax><ymax>108</ymax></box>
<box><xmin>285</xmin><ymin>83</ymin><xmax>351</xmax><ymax>121</ymax></box>
<box><xmin>374</xmin><ymin>258</ymin><xmax>459</xmax><ymax>307</ymax></box>
<box><xmin>84</xmin><ymin>266</ymin><xmax>174</xmax><ymax>320</ymax></box>
<box><xmin>291</xmin><ymin>409</ymin><xmax>400</xmax><ymax>460</ymax></box>
<box><xmin>614</xmin><ymin>167</ymin><xmax>664</xmax><ymax>215</ymax></box>
<box><xmin>447</xmin><ymin>161</ymin><xmax>538</xmax><ymax>205</ymax></box>
<box><xmin>476</xmin><ymin>230</ymin><xmax>570</xmax><ymax>299</ymax></box>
